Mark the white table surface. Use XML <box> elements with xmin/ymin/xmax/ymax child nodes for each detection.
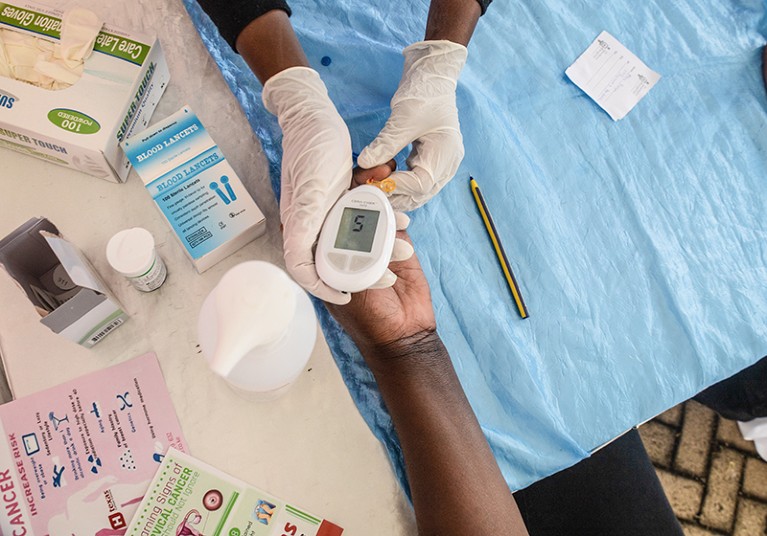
<box><xmin>0</xmin><ymin>0</ymin><xmax>417</xmax><ymax>533</ymax></box>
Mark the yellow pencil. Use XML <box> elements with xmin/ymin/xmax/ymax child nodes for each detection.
<box><xmin>470</xmin><ymin>177</ymin><xmax>529</xmax><ymax>319</ymax></box>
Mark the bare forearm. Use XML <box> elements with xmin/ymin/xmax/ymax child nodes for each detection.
<box><xmin>425</xmin><ymin>0</ymin><xmax>482</xmax><ymax>46</ymax></box>
<box><xmin>365</xmin><ymin>332</ymin><xmax>528</xmax><ymax>536</ymax></box>
<box><xmin>235</xmin><ymin>10</ymin><xmax>309</xmax><ymax>84</ymax></box>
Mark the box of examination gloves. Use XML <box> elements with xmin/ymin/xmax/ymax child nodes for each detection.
<box><xmin>0</xmin><ymin>217</ymin><xmax>127</xmax><ymax>347</ymax></box>
<box><xmin>123</xmin><ymin>106</ymin><xmax>266</xmax><ymax>273</ymax></box>
<box><xmin>0</xmin><ymin>2</ymin><xmax>169</xmax><ymax>182</ymax></box>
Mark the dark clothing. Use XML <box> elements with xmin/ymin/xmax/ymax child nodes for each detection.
<box><xmin>197</xmin><ymin>0</ymin><xmax>292</xmax><ymax>50</ymax></box>
<box><xmin>476</xmin><ymin>0</ymin><xmax>493</xmax><ymax>15</ymax></box>
<box><xmin>694</xmin><ymin>355</ymin><xmax>767</xmax><ymax>421</ymax></box>
<box><xmin>197</xmin><ymin>0</ymin><xmax>493</xmax><ymax>51</ymax></box>
<box><xmin>514</xmin><ymin>356</ymin><xmax>767</xmax><ymax>535</ymax></box>
<box><xmin>515</xmin><ymin>429</ymin><xmax>684</xmax><ymax>536</ymax></box>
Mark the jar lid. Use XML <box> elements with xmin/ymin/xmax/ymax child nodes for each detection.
<box><xmin>106</xmin><ymin>228</ymin><xmax>156</xmax><ymax>278</ymax></box>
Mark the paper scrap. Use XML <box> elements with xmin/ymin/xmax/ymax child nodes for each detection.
<box><xmin>566</xmin><ymin>31</ymin><xmax>661</xmax><ymax>121</ymax></box>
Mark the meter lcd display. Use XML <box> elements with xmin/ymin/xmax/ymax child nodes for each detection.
<box><xmin>334</xmin><ymin>208</ymin><xmax>380</xmax><ymax>253</ymax></box>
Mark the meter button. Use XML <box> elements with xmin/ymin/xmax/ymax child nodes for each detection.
<box><xmin>327</xmin><ymin>252</ymin><xmax>349</xmax><ymax>270</ymax></box>
<box><xmin>350</xmin><ymin>256</ymin><xmax>374</xmax><ymax>271</ymax></box>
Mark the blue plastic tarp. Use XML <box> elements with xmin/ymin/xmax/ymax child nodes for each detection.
<box><xmin>184</xmin><ymin>0</ymin><xmax>767</xmax><ymax>491</ymax></box>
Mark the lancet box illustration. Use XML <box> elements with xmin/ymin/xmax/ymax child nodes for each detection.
<box><xmin>0</xmin><ymin>2</ymin><xmax>169</xmax><ymax>181</ymax></box>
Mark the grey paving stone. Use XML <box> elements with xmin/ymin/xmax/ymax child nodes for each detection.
<box><xmin>676</xmin><ymin>401</ymin><xmax>716</xmax><ymax>477</ymax></box>
<box><xmin>700</xmin><ymin>448</ymin><xmax>744</xmax><ymax>532</ymax></box>
<box><xmin>640</xmin><ymin>421</ymin><xmax>676</xmax><ymax>467</ymax></box>
<box><xmin>681</xmin><ymin>524</ymin><xmax>723</xmax><ymax>536</ymax></box>
<box><xmin>657</xmin><ymin>469</ymin><xmax>704</xmax><ymax>522</ymax></box>
<box><xmin>733</xmin><ymin>498</ymin><xmax>767</xmax><ymax>536</ymax></box>
<box><xmin>650</xmin><ymin>403</ymin><xmax>767</xmax><ymax>535</ymax></box>
<box><xmin>658</xmin><ymin>404</ymin><xmax>684</xmax><ymax>427</ymax></box>
<box><xmin>717</xmin><ymin>418</ymin><xmax>758</xmax><ymax>455</ymax></box>
<box><xmin>742</xmin><ymin>456</ymin><xmax>767</xmax><ymax>501</ymax></box>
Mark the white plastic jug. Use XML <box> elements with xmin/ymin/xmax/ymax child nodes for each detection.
<box><xmin>197</xmin><ymin>261</ymin><xmax>317</xmax><ymax>397</ymax></box>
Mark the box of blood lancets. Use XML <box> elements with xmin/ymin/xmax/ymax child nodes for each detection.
<box><xmin>123</xmin><ymin>106</ymin><xmax>266</xmax><ymax>272</ymax></box>
<box><xmin>126</xmin><ymin>448</ymin><xmax>344</xmax><ymax>536</ymax></box>
<box><xmin>0</xmin><ymin>2</ymin><xmax>170</xmax><ymax>182</ymax></box>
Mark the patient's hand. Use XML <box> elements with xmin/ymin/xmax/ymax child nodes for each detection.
<box><xmin>351</xmin><ymin>159</ymin><xmax>396</xmax><ymax>188</ymax></box>
<box><xmin>327</xmin><ymin>161</ymin><xmax>436</xmax><ymax>363</ymax></box>
<box><xmin>326</xmin><ymin>229</ymin><xmax>436</xmax><ymax>363</ymax></box>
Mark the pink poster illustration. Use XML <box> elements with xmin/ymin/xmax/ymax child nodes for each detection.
<box><xmin>0</xmin><ymin>353</ymin><xmax>187</xmax><ymax>535</ymax></box>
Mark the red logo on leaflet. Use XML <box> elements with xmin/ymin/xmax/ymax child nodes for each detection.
<box><xmin>109</xmin><ymin>512</ymin><xmax>127</xmax><ymax>530</ymax></box>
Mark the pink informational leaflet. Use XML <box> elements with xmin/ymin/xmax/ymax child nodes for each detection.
<box><xmin>0</xmin><ymin>353</ymin><xmax>188</xmax><ymax>535</ymax></box>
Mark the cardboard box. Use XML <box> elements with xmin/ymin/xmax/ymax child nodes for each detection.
<box><xmin>0</xmin><ymin>218</ymin><xmax>127</xmax><ymax>347</ymax></box>
<box><xmin>123</xmin><ymin>106</ymin><xmax>266</xmax><ymax>272</ymax></box>
<box><xmin>0</xmin><ymin>2</ymin><xmax>170</xmax><ymax>182</ymax></box>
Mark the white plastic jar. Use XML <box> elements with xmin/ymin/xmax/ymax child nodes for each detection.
<box><xmin>197</xmin><ymin>261</ymin><xmax>317</xmax><ymax>399</ymax></box>
<box><xmin>106</xmin><ymin>228</ymin><xmax>167</xmax><ymax>292</ymax></box>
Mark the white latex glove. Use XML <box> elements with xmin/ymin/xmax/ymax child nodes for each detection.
<box><xmin>0</xmin><ymin>7</ymin><xmax>101</xmax><ymax>89</ymax></box>
<box><xmin>357</xmin><ymin>40</ymin><xmax>468</xmax><ymax>211</ymax></box>
<box><xmin>1</xmin><ymin>29</ymin><xmax>54</xmax><ymax>87</ymax></box>
<box><xmin>263</xmin><ymin>67</ymin><xmax>413</xmax><ymax>304</ymax></box>
<box><xmin>37</xmin><ymin>7</ymin><xmax>102</xmax><ymax>87</ymax></box>
<box><xmin>0</xmin><ymin>30</ymin><xmax>13</xmax><ymax>79</ymax></box>
<box><xmin>369</xmin><ymin>212</ymin><xmax>415</xmax><ymax>289</ymax></box>
<box><xmin>57</xmin><ymin>7</ymin><xmax>102</xmax><ymax>63</ymax></box>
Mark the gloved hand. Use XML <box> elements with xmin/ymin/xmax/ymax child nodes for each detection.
<box><xmin>357</xmin><ymin>40</ymin><xmax>468</xmax><ymax>211</ymax></box>
<box><xmin>352</xmin><ymin>165</ymin><xmax>415</xmax><ymax>291</ymax></box>
<box><xmin>263</xmin><ymin>67</ymin><xmax>413</xmax><ymax>304</ymax></box>
<box><xmin>263</xmin><ymin>66</ymin><xmax>352</xmax><ymax>304</ymax></box>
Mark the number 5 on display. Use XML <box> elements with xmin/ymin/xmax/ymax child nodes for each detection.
<box><xmin>353</xmin><ymin>215</ymin><xmax>365</xmax><ymax>232</ymax></box>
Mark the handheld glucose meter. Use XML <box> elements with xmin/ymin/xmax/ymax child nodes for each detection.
<box><xmin>316</xmin><ymin>185</ymin><xmax>396</xmax><ymax>293</ymax></box>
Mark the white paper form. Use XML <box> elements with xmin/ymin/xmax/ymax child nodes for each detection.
<box><xmin>566</xmin><ymin>31</ymin><xmax>661</xmax><ymax>121</ymax></box>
